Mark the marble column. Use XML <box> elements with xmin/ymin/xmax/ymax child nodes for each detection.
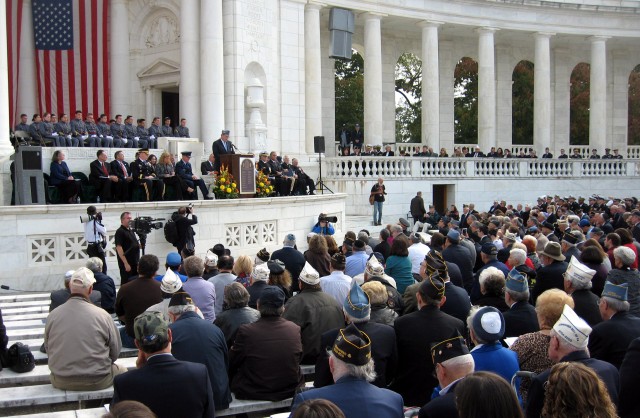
<box><xmin>109</xmin><ymin>0</ymin><xmax>130</xmax><ymax>115</ymax></box>
<box><xmin>305</xmin><ymin>3</ymin><xmax>322</xmax><ymax>153</ymax></box>
<box><xmin>201</xmin><ymin>0</ymin><xmax>224</xmax><ymax>151</ymax></box>
<box><xmin>179</xmin><ymin>0</ymin><xmax>200</xmax><ymax>140</ymax></box>
<box><xmin>477</xmin><ymin>28</ymin><xmax>497</xmax><ymax>152</ymax></box>
<box><xmin>18</xmin><ymin>0</ymin><xmax>37</xmax><ymax>116</ymax></box>
<box><xmin>589</xmin><ymin>36</ymin><xmax>608</xmax><ymax>152</ymax></box>
<box><xmin>420</xmin><ymin>21</ymin><xmax>442</xmax><ymax>149</ymax></box>
<box><xmin>534</xmin><ymin>33</ymin><xmax>553</xmax><ymax>154</ymax></box>
<box><xmin>364</xmin><ymin>13</ymin><xmax>383</xmax><ymax>146</ymax></box>
<box><xmin>0</xmin><ymin>0</ymin><xmax>10</xmax><ymax>156</ymax></box>
<box><xmin>145</xmin><ymin>87</ymin><xmax>154</xmax><ymax>127</ymax></box>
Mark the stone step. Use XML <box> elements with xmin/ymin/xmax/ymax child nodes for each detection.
<box><xmin>0</xmin><ymin>300</ymin><xmax>52</xmax><ymax>309</ymax></box>
<box><xmin>2</xmin><ymin>306</ymin><xmax>50</xmax><ymax>316</ymax></box>
<box><xmin>4</xmin><ymin>319</ymin><xmax>47</xmax><ymax>329</ymax></box>
<box><xmin>0</xmin><ymin>293</ymin><xmax>50</xmax><ymax>303</ymax></box>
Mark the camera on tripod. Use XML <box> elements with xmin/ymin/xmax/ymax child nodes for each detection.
<box><xmin>130</xmin><ymin>216</ymin><xmax>164</xmax><ymax>235</ymax></box>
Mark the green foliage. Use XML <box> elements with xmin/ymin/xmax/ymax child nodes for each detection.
<box><xmin>454</xmin><ymin>57</ymin><xmax>478</xmax><ymax>145</ymax></box>
<box><xmin>335</xmin><ymin>51</ymin><xmax>364</xmax><ymax>133</ymax></box>
<box><xmin>570</xmin><ymin>63</ymin><xmax>590</xmax><ymax>146</ymax></box>
<box><xmin>512</xmin><ymin>61</ymin><xmax>534</xmax><ymax>145</ymax></box>
<box><xmin>629</xmin><ymin>65</ymin><xmax>640</xmax><ymax>145</ymax></box>
<box><xmin>395</xmin><ymin>53</ymin><xmax>422</xmax><ymax>143</ymax></box>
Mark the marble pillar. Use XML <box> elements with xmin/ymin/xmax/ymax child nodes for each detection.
<box><xmin>364</xmin><ymin>13</ymin><xmax>383</xmax><ymax>146</ymax></box>
<box><xmin>109</xmin><ymin>0</ymin><xmax>130</xmax><ymax>115</ymax></box>
<box><xmin>17</xmin><ymin>0</ymin><xmax>37</xmax><ymax>117</ymax></box>
<box><xmin>201</xmin><ymin>0</ymin><xmax>224</xmax><ymax>152</ymax></box>
<box><xmin>0</xmin><ymin>0</ymin><xmax>10</xmax><ymax>156</ymax></box>
<box><xmin>420</xmin><ymin>21</ymin><xmax>442</xmax><ymax>149</ymax></box>
<box><xmin>477</xmin><ymin>28</ymin><xmax>497</xmax><ymax>151</ymax></box>
<box><xmin>589</xmin><ymin>36</ymin><xmax>608</xmax><ymax>152</ymax></box>
<box><xmin>180</xmin><ymin>0</ymin><xmax>200</xmax><ymax>140</ymax></box>
<box><xmin>145</xmin><ymin>87</ymin><xmax>154</xmax><ymax>128</ymax></box>
<box><xmin>534</xmin><ymin>33</ymin><xmax>553</xmax><ymax>154</ymax></box>
<box><xmin>305</xmin><ymin>3</ymin><xmax>322</xmax><ymax>154</ymax></box>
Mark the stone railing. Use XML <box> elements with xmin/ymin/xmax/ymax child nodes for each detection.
<box><xmin>325</xmin><ymin>156</ymin><xmax>640</xmax><ymax>179</ymax></box>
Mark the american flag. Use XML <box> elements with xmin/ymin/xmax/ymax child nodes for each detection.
<box><xmin>6</xmin><ymin>0</ymin><xmax>110</xmax><ymax>123</ymax></box>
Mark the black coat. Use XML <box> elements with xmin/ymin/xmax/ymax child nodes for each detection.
<box><xmin>503</xmin><ymin>301</ymin><xmax>539</xmax><ymax>338</ymax></box>
<box><xmin>526</xmin><ymin>350</ymin><xmax>619</xmax><ymax>418</ymax></box>
<box><xmin>442</xmin><ymin>243</ymin><xmax>474</xmax><ymax>292</ymax></box>
<box><xmin>619</xmin><ymin>337</ymin><xmax>640</xmax><ymax>418</ymax></box>
<box><xmin>270</xmin><ymin>247</ymin><xmax>306</xmax><ymax>291</ymax></box>
<box><xmin>93</xmin><ymin>272</ymin><xmax>116</xmax><ymax>313</ymax></box>
<box><xmin>588</xmin><ymin>311</ymin><xmax>640</xmax><ymax>369</ymax></box>
<box><xmin>418</xmin><ymin>380</ymin><xmax>460</xmax><ymax>418</ymax></box>
<box><xmin>440</xmin><ymin>282</ymin><xmax>472</xmax><ymax>325</ymax></box>
<box><xmin>532</xmin><ymin>260</ymin><xmax>568</xmax><ymax>303</ymax></box>
<box><xmin>392</xmin><ymin>305</ymin><xmax>465</xmax><ymax>407</ymax></box>
<box><xmin>314</xmin><ymin>321</ymin><xmax>398</xmax><ymax>388</ymax></box>
<box><xmin>112</xmin><ymin>354</ymin><xmax>215</xmax><ymax>418</ymax></box>
<box><xmin>211</xmin><ymin>138</ymin><xmax>235</xmax><ymax>172</ymax></box>
<box><xmin>247</xmin><ymin>281</ymin><xmax>268</xmax><ymax>309</ymax></box>
<box><xmin>571</xmin><ymin>289</ymin><xmax>602</xmax><ymax>327</ymax></box>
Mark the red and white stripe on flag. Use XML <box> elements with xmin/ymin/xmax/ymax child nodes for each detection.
<box><xmin>6</xmin><ymin>0</ymin><xmax>24</xmax><ymax>126</ymax></box>
<box><xmin>34</xmin><ymin>0</ymin><xmax>110</xmax><ymax>118</ymax></box>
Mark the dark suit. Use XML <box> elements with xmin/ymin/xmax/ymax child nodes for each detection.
<box><xmin>441</xmin><ymin>282</ymin><xmax>472</xmax><ymax>325</ymax></box>
<box><xmin>351</xmin><ymin>128</ymin><xmax>364</xmax><ymax>149</ymax></box>
<box><xmin>410</xmin><ymin>195</ymin><xmax>427</xmax><ymax>222</ymax></box>
<box><xmin>270</xmin><ymin>247</ymin><xmax>306</xmax><ymax>291</ymax></box>
<box><xmin>620</xmin><ymin>337</ymin><xmax>640</xmax><ymax>418</ymax></box>
<box><xmin>112</xmin><ymin>354</ymin><xmax>215</xmax><ymax>418</ymax></box>
<box><xmin>442</xmin><ymin>243</ymin><xmax>474</xmax><ymax>293</ymax></box>
<box><xmin>314</xmin><ymin>321</ymin><xmax>397</xmax><ymax>388</ymax></box>
<box><xmin>418</xmin><ymin>380</ymin><xmax>461</xmax><ymax>418</ymax></box>
<box><xmin>588</xmin><ymin>311</ymin><xmax>640</xmax><ymax>369</ymax></box>
<box><xmin>89</xmin><ymin>159</ymin><xmax>115</xmax><ymax>202</ymax></box>
<box><xmin>247</xmin><ymin>281</ymin><xmax>268</xmax><ymax>309</ymax></box>
<box><xmin>471</xmin><ymin>259</ymin><xmax>510</xmax><ymax>303</ymax></box>
<box><xmin>526</xmin><ymin>350</ymin><xmax>619</xmax><ymax>418</ymax></box>
<box><xmin>201</xmin><ymin>160</ymin><xmax>215</xmax><ymax>175</ymax></box>
<box><xmin>503</xmin><ymin>301</ymin><xmax>539</xmax><ymax>338</ymax></box>
<box><xmin>392</xmin><ymin>305</ymin><xmax>465</xmax><ymax>407</ymax></box>
<box><xmin>532</xmin><ymin>260</ymin><xmax>568</xmax><ymax>303</ymax></box>
<box><xmin>175</xmin><ymin>214</ymin><xmax>198</xmax><ymax>254</ymax></box>
<box><xmin>571</xmin><ymin>289</ymin><xmax>602</xmax><ymax>327</ymax></box>
<box><xmin>212</xmin><ymin>139</ymin><xmax>234</xmax><ymax>172</ymax></box>
<box><xmin>176</xmin><ymin>160</ymin><xmax>209</xmax><ymax>199</ymax></box>
<box><xmin>110</xmin><ymin>160</ymin><xmax>131</xmax><ymax>202</ymax></box>
<box><xmin>291</xmin><ymin>375</ymin><xmax>404</xmax><ymax>418</ymax></box>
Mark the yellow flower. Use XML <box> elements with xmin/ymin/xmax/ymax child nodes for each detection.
<box><xmin>231</xmin><ymin>183</ymin><xmax>236</xmax><ymax>188</ymax></box>
<box><xmin>226</xmin><ymin>187</ymin><xmax>232</xmax><ymax>193</ymax></box>
<box><xmin>220</xmin><ymin>177</ymin><xmax>225</xmax><ymax>183</ymax></box>
<box><xmin>259</xmin><ymin>182</ymin><xmax>264</xmax><ymax>187</ymax></box>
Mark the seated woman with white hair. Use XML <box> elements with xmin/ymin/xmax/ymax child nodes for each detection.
<box><xmin>607</xmin><ymin>246</ymin><xmax>640</xmax><ymax>317</ymax></box>
<box><xmin>475</xmin><ymin>267</ymin><xmax>509</xmax><ymax>312</ymax></box>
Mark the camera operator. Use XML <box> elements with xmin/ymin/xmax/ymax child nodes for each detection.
<box><xmin>176</xmin><ymin>205</ymin><xmax>198</xmax><ymax>256</ymax></box>
<box><xmin>312</xmin><ymin>213</ymin><xmax>336</xmax><ymax>236</ymax></box>
<box><xmin>114</xmin><ymin>211</ymin><xmax>140</xmax><ymax>285</ymax></box>
<box><xmin>84</xmin><ymin>206</ymin><xmax>108</xmax><ymax>274</ymax></box>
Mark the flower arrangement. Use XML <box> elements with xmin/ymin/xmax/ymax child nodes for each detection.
<box><xmin>213</xmin><ymin>165</ymin><xmax>239</xmax><ymax>199</ymax></box>
<box><xmin>255</xmin><ymin>170</ymin><xmax>275</xmax><ymax>198</ymax></box>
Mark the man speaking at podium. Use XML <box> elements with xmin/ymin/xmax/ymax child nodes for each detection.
<box><xmin>212</xmin><ymin>129</ymin><xmax>235</xmax><ymax>172</ymax></box>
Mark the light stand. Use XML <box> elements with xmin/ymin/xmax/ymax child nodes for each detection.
<box><xmin>315</xmin><ymin>151</ymin><xmax>333</xmax><ymax>195</ymax></box>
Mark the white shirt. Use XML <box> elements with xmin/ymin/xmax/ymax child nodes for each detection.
<box><xmin>408</xmin><ymin>242</ymin><xmax>431</xmax><ymax>274</ymax></box>
<box><xmin>320</xmin><ymin>271</ymin><xmax>352</xmax><ymax>305</ymax></box>
<box><xmin>83</xmin><ymin>219</ymin><xmax>107</xmax><ymax>243</ymax></box>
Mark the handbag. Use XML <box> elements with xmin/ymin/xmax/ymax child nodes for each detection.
<box><xmin>369</xmin><ymin>194</ymin><xmax>375</xmax><ymax>205</ymax></box>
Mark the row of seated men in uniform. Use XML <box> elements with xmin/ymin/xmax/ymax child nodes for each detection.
<box><xmin>14</xmin><ymin>111</ymin><xmax>191</xmax><ymax>148</ymax></box>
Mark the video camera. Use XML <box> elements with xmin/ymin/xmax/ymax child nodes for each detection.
<box><xmin>130</xmin><ymin>216</ymin><xmax>164</xmax><ymax>235</ymax></box>
<box><xmin>318</xmin><ymin>214</ymin><xmax>338</xmax><ymax>223</ymax></box>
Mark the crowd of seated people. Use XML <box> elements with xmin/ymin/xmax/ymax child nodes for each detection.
<box><xmin>12</xmin><ymin>112</ymin><xmax>191</xmax><ymax>148</ymax></box>
<box><xmin>4</xmin><ymin>191</ymin><xmax>638</xmax><ymax>417</ymax></box>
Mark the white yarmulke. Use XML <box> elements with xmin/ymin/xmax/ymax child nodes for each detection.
<box><xmin>480</xmin><ymin>312</ymin><xmax>502</xmax><ymax>334</ymax></box>
<box><xmin>205</xmin><ymin>250</ymin><xmax>219</xmax><ymax>268</ymax></box>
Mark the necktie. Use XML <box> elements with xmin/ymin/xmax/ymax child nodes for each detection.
<box><xmin>119</xmin><ymin>161</ymin><xmax>127</xmax><ymax>176</ymax></box>
<box><xmin>102</xmin><ymin>162</ymin><xmax>108</xmax><ymax>176</ymax></box>
<box><xmin>225</xmin><ymin>141</ymin><xmax>228</xmax><ymax>152</ymax></box>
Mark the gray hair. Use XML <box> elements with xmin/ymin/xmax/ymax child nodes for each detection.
<box><xmin>329</xmin><ymin>352</ymin><xmax>377</xmax><ymax>382</ymax></box>
<box><xmin>167</xmin><ymin>303</ymin><xmax>198</xmax><ymax>317</ymax></box>
<box><xmin>85</xmin><ymin>257</ymin><xmax>103</xmax><ymax>273</ymax></box>
<box><xmin>506</xmin><ymin>287</ymin><xmax>530</xmax><ymax>303</ymax></box>
<box><xmin>602</xmin><ymin>296</ymin><xmax>630</xmax><ymax>313</ymax></box>
<box><xmin>509</xmin><ymin>248</ymin><xmax>527</xmax><ymax>267</ymax></box>
<box><xmin>466</xmin><ymin>306</ymin><xmax>487</xmax><ymax>344</ymax></box>
<box><xmin>566</xmin><ymin>275</ymin><xmax>593</xmax><ymax>291</ymax></box>
<box><xmin>343</xmin><ymin>308</ymin><xmax>370</xmax><ymax>324</ymax></box>
<box><xmin>183</xmin><ymin>255</ymin><xmax>205</xmax><ymax>277</ymax></box>
<box><xmin>614</xmin><ymin>246</ymin><xmax>636</xmax><ymax>267</ymax></box>
<box><xmin>391</xmin><ymin>225</ymin><xmax>403</xmax><ymax>235</ymax></box>
<box><xmin>479</xmin><ymin>267</ymin><xmax>505</xmax><ymax>289</ymax></box>
<box><xmin>224</xmin><ymin>282</ymin><xmax>250</xmax><ymax>308</ymax></box>
<box><xmin>550</xmin><ymin>328</ymin><xmax>580</xmax><ymax>352</ymax></box>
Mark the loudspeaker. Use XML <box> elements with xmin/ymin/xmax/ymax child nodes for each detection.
<box><xmin>329</xmin><ymin>8</ymin><xmax>354</xmax><ymax>60</ymax></box>
<box><xmin>314</xmin><ymin>136</ymin><xmax>325</xmax><ymax>153</ymax></box>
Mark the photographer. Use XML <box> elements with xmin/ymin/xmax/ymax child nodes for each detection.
<box><xmin>312</xmin><ymin>213</ymin><xmax>336</xmax><ymax>236</ymax></box>
<box><xmin>176</xmin><ymin>205</ymin><xmax>198</xmax><ymax>256</ymax></box>
<box><xmin>115</xmin><ymin>212</ymin><xmax>140</xmax><ymax>285</ymax></box>
<box><xmin>84</xmin><ymin>206</ymin><xmax>108</xmax><ymax>274</ymax></box>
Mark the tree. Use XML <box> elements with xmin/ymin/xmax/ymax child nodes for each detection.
<box><xmin>395</xmin><ymin>53</ymin><xmax>422</xmax><ymax>143</ymax></box>
<box><xmin>570</xmin><ymin>63</ymin><xmax>590</xmax><ymax>145</ymax></box>
<box><xmin>454</xmin><ymin>57</ymin><xmax>478</xmax><ymax>145</ymax></box>
<box><xmin>335</xmin><ymin>51</ymin><xmax>364</xmax><ymax>135</ymax></box>
<box><xmin>629</xmin><ymin>65</ymin><xmax>640</xmax><ymax>145</ymax></box>
<box><xmin>512</xmin><ymin>61</ymin><xmax>534</xmax><ymax>145</ymax></box>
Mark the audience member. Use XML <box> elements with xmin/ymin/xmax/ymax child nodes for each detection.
<box><xmin>145</xmin><ymin>269</ymin><xmax>184</xmax><ymax>319</ymax></box>
<box><xmin>214</xmin><ymin>282</ymin><xmax>260</xmax><ymax>348</ymax></box>
<box><xmin>209</xmin><ymin>255</ymin><xmax>237</xmax><ymax>316</ymax></box>
<box><xmin>533</xmin><ymin>242</ymin><xmax>568</xmax><ymax>303</ymax></box>
<box><xmin>320</xmin><ymin>253</ymin><xmax>352</xmax><ymax>304</ymax></box>
<box><xmin>455</xmin><ymin>371</ymin><xmax>523</xmax><ymax>418</ymax></box>
<box><xmin>267</xmin><ymin>259</ymin><xmax>293</xmax><ymax>302</ymax></box>
<box><xmin>247</xmin><ymin>263</ymin><xmax>270</xmax><ymax>309</ymax></box>
<box><xmin>232</xmin><ymin>255</ymin><xmax>254</xmax><ymax>288</ymax></box>
<box><xmin>475</xmin><ymin>266</ymin><xmax>509</xmax><ymax>311</ymax></box>
<box><xmin>502</xmin><ymin>268</ymin><xmax>539</xmax><ymax>338</ymax></box>
<box><xmin>271</xmin><ymin>233</ymin><xmax>306</xmax><ymax>290</ymax></box>
<box><xmin>49</xmin><ymin>269</ymin><xmax>102</xmax><ymax>312</ymax></box>
<box><xmin>607</xmin><ymin>246</ymin><xmax>640</xmax><ymax>316</ymax></box>
<box><xmin>86</xmin><ymin>257</ymin><xmax>116</xmax><ymax>313</ymax></box>
<box><xmin>182</xmin><ymin>255</ymin><xmax>217</xmax><ymax>322</ymax></box>
<box><xmin>305</xmin><ymin>234</ymin><xmax>332</xmax><ymax>277</ymax></box>
<box><xmin>362</xmin><ymin>280</ymin><xmax>398</xmax><ymax>326</ymax></box>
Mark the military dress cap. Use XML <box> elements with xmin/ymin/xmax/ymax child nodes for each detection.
<box><xmin>562</xmin><ymin>231</ymin><xmax>579</xmax><ymax>245</ymax></box>
<box><xmin>180</xmin><ymin>151</ymin><xmax>192</xmax><ymax>157</ymax></box>
<box><xmin>168</xmin><ymin>291</ymin><xmax>194</xmax><ymax>307</ymax></box>
<box><xmin>299</xmin><ymin>262</ymin><xmax>320</xmax><ymax>285</ymax></box>
<box><xmin>221</xmin><ymin>129</ymin><xmax>230</xmax><ymax>135</ymax></box>
<box><xmin>166</xmin><ymin>252</ymin><xmax>182</xmax><ymax>267</ymax></box>
<box><xmin>425</xmin><ymin>250</ymin><xmax>447</xmax><ymax>276</ymax></box>
<box><xmin>419</xmin><ymin>275</ymin><xmax>446</xmax><ymax>299</ymax></box>
<box><xmin>565</xmin><ymin>257</ymin><xmax>596</xmax><ymax>285</ymax></box>
<box><xmin>251</xmin><ymin>264</ymin><xmax>270</xmax><ymax>282</ymax></box>
<box><xmin>160</xmin><ymin>268</ymin><xmax>183</xmax><ymax>294</ymax></box>
<box><xmin>506</xmin><ymin>268</ymin><xmax>528</xmax><ymax>292</ymax></box>
<box><xmin>430</xmin><ymin>330</ymin><xmax>470</xmax><ymax>365</ymax></box>
<box><xmin>134</xmin><ymin>311</ymin><xmax>169</xmax><ymax>347</ymax></box>
<box><xmin>267</xmin><ymin>259</ymin><xmax>285</xmax><ymax>274</ymax></box>
<box><xmin>259</xmin><ymin>151</ymin><xmax>269</xmax><ymax>157</ymax></box>
<box><xmin>553</xmin><ymin>305</ymin><xmax>592</xmax><ymax>349</ymax></box>
<box><xmin>399</xmin><ymin>218</ymin><xmax>410</xmax><ymax>228</ymax></box>
<box><xmin>332</xmin><ymin>323</ymin><xmax>372</xmax><ymax>366</ymax></box>
<box><xmin>344</xmin><ymin>281</ymin><xmax>370</xmax><ymax>319</ymax></box>
<box><xmin>256</xmin><ymin>248</ymin><xmax>270</xmax><ymax>263</ymax></box>
<box><xmin>258</xmin><ymin>285</ymin><xmax>286</xmax><ymax>308</ymax></box>
<box><xmin>70</xmin><ymin>267</ymin><xmax>96</xmax><ymax>288</ymax></box>
<box><xmin>472</xmin><ymin>307</ymin><xmax>505</xmax><ymax>343</ymax></box>
<box><xmin>481</xmin><ymin>243</ymin><xmax>498</xmax><ymax>256</ymax></box>
<box><xmin>541</xmin><ymin>242</ymin><xmax>566</xmax><ymax>261</ymax></box>
<box><xmin>205</xmin><ymin>250</ymin><xmax>219</xmax><ymax>268</ymax></box>
<box><xmin>331</xmin><ymin>252</ymin><xmax>347</xmax><ymax>269</ymax></box>
<box><xmin>138</xmin><ymin>148</ymin><xmax>150</xmax><ymax>154</ymax></box>
<box><xmin>365</xmin><ymin>255</ymin><xmax>385</xmax><ymax>277</ymax></box>
<box><xmin>602</xmin><ymin>281</ymin><xmax>628</xmax><ymax>302</ymax></box>
<box><xmin>446</xmin><ymin>229</ymin><xmax>460</xmax><ymax>243</ymax></box>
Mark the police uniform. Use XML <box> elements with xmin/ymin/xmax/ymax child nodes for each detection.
<box><xmin>175</xmin><ymin>152</ymin><xmax>210</xmax><ymax>200</ymax></box>
<box><xmin>131</xmin><ymin>150</ymin><xmax>164</xmax><ymax>201</ymax></box>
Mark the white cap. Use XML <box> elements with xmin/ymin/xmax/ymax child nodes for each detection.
<box><xmin>160</xmin><ymin>268</ymin><xmax>183</xmax><ymax>294</ymax></box>
<box><xmin>64</xmin><ymin>270</ymin><xmax>75</xmax><ymax>280</ymax></box>
<box><xmin>365</xmin><ymin>257</ymin><xmax>385</xmax><ymax>277</ymax></box>
<box><xmin>69</xmin><ymin>267</ymin><xmax>96</xmax><ymax>287</ymax></box>
<box><xmin>565</xmin><ymin>257</ymin><xmax>596</xmax><ymax>285</ymax></box>
<box><xmin>251</xmin><ymin>264</ymin><xmax>270</xmax><ymax>282</ymax></box>
<box><xmin>299</xmin><ymin>262</ymin><xmax>320</xmax><ymax>285</ymax></box>
<box><xmin>205</xmin><ymin>250</ymin><xmax>219</xmax><ymax>268</ymax></box>
<box><xmin>553</xmin><ymin>305</ymin><xmax>592</xmax><ymax>349</ymax></box>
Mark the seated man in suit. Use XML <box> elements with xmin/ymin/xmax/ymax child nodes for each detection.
<box><xmin>201</xmin><ymin>153</ymin><xmax>216</xmax><ymax>176</ymax></box>
<box><xmin>111</xmin><ymin>311</ymin><xmax>215</xmax><ymax>418</ymax></box>
<box><xmin>291</xmin><ymin>158</ymin><xmax>316</xmax><ymax>195</ymax></box>
<box><xmin>175</xmin><ymin>151</ymin><xmax>211</xmax><ymax>200</ymax></box>
<box><xmin>290</xmin><ymin>323</ymin><xmax>404</xmax><ymax>418</ymax></box>
<box><xmin>268</xmin><ymin>151</ymin><xmax>292</xmax><ymax>196</ymax></box>
<box><xmin>110</xmin><ymin>150</ymin><xmax>133</xmax><ymax>202</ymax></box>
<box><xmin>89</xmin><ymin>149</ymin><xmax>119</xmax><ymax>202</ymax></box>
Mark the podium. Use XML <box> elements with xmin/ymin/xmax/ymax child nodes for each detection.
<box><xmin>220</xmin><ymin>154</ymin><xmax>256</xmax><ymax>198</ymax></box>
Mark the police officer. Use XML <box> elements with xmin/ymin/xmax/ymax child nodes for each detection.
<box><xmin>175</xmin><ymin>151</ymin><xmax>211</xmax><ymax>200</ymax></box>
<box><xmin>131</xmin><ymin>148</ymin><xmax>164</xmax><ymax>201</ymax></box>
<box><xmin>175</xmin><ymin>118</ymin><xmax>190</xmax><ymax>138</ymax></box>
<box><xmin>84</xmin><ymin>205</ymin><xmax>108</xmax><ymax>273</ymax></box>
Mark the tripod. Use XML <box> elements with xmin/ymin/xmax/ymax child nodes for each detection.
<box><xmin>315</xmin><ymin>151</ymin><xmax>333</xmax><ymax>195</ymax></box>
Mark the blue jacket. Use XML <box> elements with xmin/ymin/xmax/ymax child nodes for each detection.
<box><xmin>291</xmin><ymin>375</ymin><xmax>404</xmax><ymax>418</ymax></box>
<box><xmin>49</xmin><ymin>161</ymin><xmax>72</xmax><ymax>185</ymax></box>
<box><xmin>471</xmin><ymin>342</ymin><xmax>520</xmax><ymax>384</ymax></box>
<box><xmin>312</xmin><ymin>223</ymin><xmax>335</xmax><ymax>235</ymax></box>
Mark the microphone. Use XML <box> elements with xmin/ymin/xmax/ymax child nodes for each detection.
<box><xmin>230</xmin><ymin>142</ymin><xmax>238</xmax><ymax>150</ymax></box>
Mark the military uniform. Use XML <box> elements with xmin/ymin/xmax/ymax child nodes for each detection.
<box><xmin>291</xmin><ymin>164</ymin><xmax>315</xmax><ymax>195</ymax></box>
<box><xmin>40</xmin><ymin>121</ymin><xmax>64</xmax><ymax>147</ymax></box>
<box><xmin>148</xmin><ymin>124</ymin><xmax>162</xmax><ymax>140</ymax></box>
<box><xmin>124</xmin><ymin>123</ymin><xmax>142</xmax><ymax>149</ymax></box>
<box><xmin>29</xmin><ymin>122</ymin><xmax>50</xmax><ymax>146</ymax></box>
<box><xmin>85</xmin><ymin>120</ymin><xmax>104</xmax><ymax>147</ymax></box>
<box><xmin>14</xmin><ymin>122</ymin><xmax>30</xmax><ymax>132</ymax></box>
<box><xmin>161</xmin><ymin>125</ymin><xmax>174</xmax><ymax>137</ymax></box>
<box><xmin>131</xmin><ymin>158</ymin><xmax>164</xmax><ymax>201</ymax></box>
<box><xmin>267</xmin><ymin>158</ymin><xmax>292</xmax><ymax>196</ymax></box>
<box><xmin>137</xmin><ymin>125</ymin><xmax>155</xmax><ymax>149</ymax></box>
<box><xmin>110</xmin><ymin>123</ymin><xmax>130</xmax><ymax>148</ymax></box>
<box><xmin>98</xmin><ymin>122</ymin><xmax>119</xmax><ymax>147</ymax></box>
<box><xmin>175</xmin><ymin>126</ymin><xmax>190</xmax><ymax>138</ymax></box>
<box><xmin>54</xmin><ymin>121</ymin><xmax>80</xmax><ymax>147</ymax></box>
<box><xmin>71</xmin><ymin>118</ymin><xmax>95</xmax><ymax>147</ymax></box>
<box><xmin>175</xmin><ymin>158</ymin><xmax>210</xmax><ymax>200</ymax></box>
